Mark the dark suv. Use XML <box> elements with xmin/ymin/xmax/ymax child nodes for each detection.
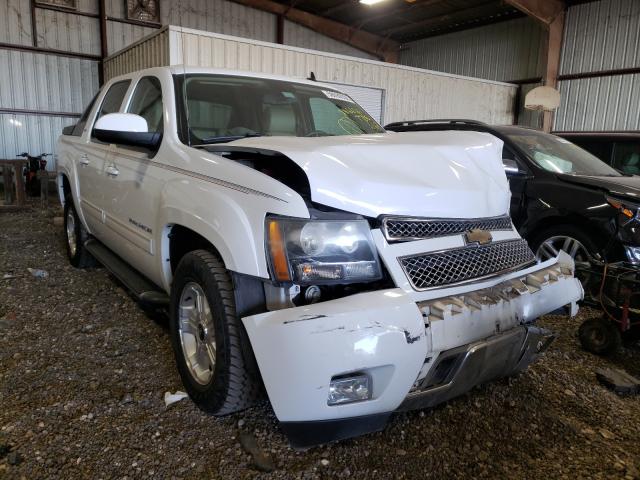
<box><xmin>385</xmin><ymin>120</ymin><xmax>640</xmax><ymax>267</ymax></box>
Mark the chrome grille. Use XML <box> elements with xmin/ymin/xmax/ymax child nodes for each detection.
<box><xmin>383</xmin><ymin>216</ymin><xmax>513</xmax><ymax>242</ymax></box>
<box><xmin>400</xmin><ymin>239</ymin><xmax>536</xmax><ymax>291</ymax></box>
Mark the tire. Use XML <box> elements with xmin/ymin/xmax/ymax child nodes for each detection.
<box><xmin>63</xmin><ymin>197</ymin><xmax>95</xmax><ymax>268</ymax></box>
<box><xmin>530</xmin><ymin>224</ymin><xmax>600</xmax><ymax>266</ymax></box>
<box><xmin>578</xmin><ymin>317</ymin><xmax>621</xmax><ymax>355</ymax></box>
<box><xmin>169</xmin><ymin>249</ymin><xmax>261</xmax><ymax>415</ymax></box>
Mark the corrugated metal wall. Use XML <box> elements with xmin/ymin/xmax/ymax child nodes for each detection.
<box><xmin>555</xmin><ymin>0</ymin><xmax>640</xmax><ymax>132</ymax></box>
<box><xmin>35</xmin><ymin>8</ymin><xmax>101</xmax><ymax>55</ymax></box>
<box><xmin>104</xmin><ymin>0</ymin><xmax>370</xmax><ymax>58</ymax></box>
<box><xmin>105</xmin><ymin>26</ymin><xmax>516</xmax><ymax>125</ymax></box>
<box><xmin>0</xmin><ymin>50</ymin><xmax>98</xmax><ymax>113</ymax></box>
<box><xmin>397</xmin><ymin>17</ymin><xmax>545</xmax><ymax>127</ymax></box>
<box><xmin>399</xmin><ymin>17</ymin><xmax>545</xmax><ymax>83</ymax></box>
<box><xmin>0</xmin><ymin>1</ymin><xmax>100</xmax><ymax>166</ymax></box>
<box><xmin>0</xmin><ymin>0</ymin><xmax>397</xmax><ymax>168</ymax></box>
<box><xmin>0</xmin><ymin>0</ymin><xmax>33</xmax><ymax>46</ymax></box>
<box><xmin>283</xmin><ymin>20</ymin><xmax>375</xmax><ymax>60</ymax></box>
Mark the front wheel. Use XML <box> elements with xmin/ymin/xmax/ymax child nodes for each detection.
<box><xmin>531</xmin><ymin>225</ymin><xmax>599</xmax><ymax>268</ymax></box>
<box><xmin>63</xmin><ymin>198</ymin><xmax>95</xmax><ymax>268</ymax></box>
<box><xmin>169</xmin><ymin>250</ymin><xmax>261</xmax><ymax>415</ymax></box>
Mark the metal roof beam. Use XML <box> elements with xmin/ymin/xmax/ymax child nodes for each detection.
<box><xmin>226</xmin><ymin>0</ymin><xmax>400</xmax><ymax>62</ymax></box>
<box><xmin>380</xmin><ymin>1</ymin><xmax>499</xmax><ymax>36</ymax></box>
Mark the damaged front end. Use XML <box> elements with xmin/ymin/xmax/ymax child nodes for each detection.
<box><xmin>243</xmin><ymin>248</ymin><xmax>582</xmax><ymax>447</ymax></box>
<box><xmin>227</xmin><ymin>133</ymin><xmax>583</xmax><ymax>447</ymax></box>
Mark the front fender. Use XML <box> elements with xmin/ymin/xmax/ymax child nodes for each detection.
<box><xmin>157</xmin><ymin>178</ymin><xmax>308</xmax><ymax>290</ymax></box>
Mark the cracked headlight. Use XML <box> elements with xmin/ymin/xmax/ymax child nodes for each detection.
<box><xmin>266</xmin><ymin>216</ymin><xmax>382</xmax><ymax>285</ymax></box>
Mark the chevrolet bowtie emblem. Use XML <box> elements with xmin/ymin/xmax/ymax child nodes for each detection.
<box><xmin>464</xmin><ymin>229</ymin><xmax>493</xmax><ymax>245</ymax></box>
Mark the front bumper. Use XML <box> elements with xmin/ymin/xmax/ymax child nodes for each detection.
<box><xmin>242</xmin><ymin>254</ymin><xmax>582</xmax><ymax>445</ymax></box>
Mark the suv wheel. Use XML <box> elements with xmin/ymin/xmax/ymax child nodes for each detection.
<box><xmin>578</xmin><ymin>317</ymin><xmax>621</xmax><ymax>355</ymax></box>
<box><xmin>63</xmin><ymin>198</ymin><xmax>95</xmax><ymax>268</ymax></box>
<box><xmin>531</xmin><ymin>225</ymin><xmax>599</xmax><ymax>269</ymax></box>
<box><xmin>169</xmin><ymin>250</ymin><xmax>261</xmax><ymax>415</ymax></box>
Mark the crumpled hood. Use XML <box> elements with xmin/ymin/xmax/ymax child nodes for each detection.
<box><xmin>231</xmin><ymin>131</ymin><xmax>509</xmax><ymax>218</ymax></box>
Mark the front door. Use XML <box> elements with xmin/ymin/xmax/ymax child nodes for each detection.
<box><xmin>100</xmin><ymin>75</ymin><xmax>165</xmax><ymax>282</ymax></box>
<box><xmin>80</xmin><ymin>80</ymin><xmax>132</xmax><ymax>238</ymax></box>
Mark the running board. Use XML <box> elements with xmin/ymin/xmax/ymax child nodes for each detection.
<box><xmin>85</xmin><ymin>239</ymin><xmax>169</xmax><ymax>307</ymax></box>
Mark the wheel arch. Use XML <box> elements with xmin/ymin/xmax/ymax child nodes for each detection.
<box><xmin>158</xmin><ymin>208</ymin><xmax>267</xmax><ymax>292</ymax></box>
<box><xmin>525</xmin><ymin>213</ymin><xmax>606</xmax><ymax>247</ymax></box>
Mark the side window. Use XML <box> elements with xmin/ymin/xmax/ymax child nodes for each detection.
<box><xmin>70</xmin><ymin>92</ymin><xmax>99</xmax><ymax>136</ymax></box>
<box><xmin>94</xmin><ymin>80</ymin><xmax>131</xmax><ymax>124</ymax></box>
<box><xmin>612</xmin><ymin>142</ymin><xmax>640</xmax><ymax>175</ymax></box>
<box><xmin>309</xmin><ymin>97</ymin><xmax>360</xmax><ymax>135</ymax></box>
<box><xmin>127</xmin><ymin>76</ymin><xmax>163</xmax><ymax>133</ymax></box>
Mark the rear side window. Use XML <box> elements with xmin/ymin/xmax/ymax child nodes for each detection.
<box><xmin>95</xmin><ymin>80</ymin><xmax>131</xmax><ymax>122</ymax></box>
<box><xmin>127</xmin><ymin>76</ymin><xmax>164</xmax><ymax>133</ymax></box>
<box><xmin>612</xmin><ymin>142</ymin><xmax>640</xmax><ymax>175</ymax></box>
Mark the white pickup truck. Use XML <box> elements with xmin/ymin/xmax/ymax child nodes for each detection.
<box><xmin>57</xmin><ymin>66</ymin><xmax>583</xmax><ymax>447</ymax></box>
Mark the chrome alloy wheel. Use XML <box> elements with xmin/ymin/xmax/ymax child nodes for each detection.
<box><xmin>536</xmin><ymin>235</ymin><xmax>594</xmax><ymax>268</ymax></box>
<box><xmin>66</xmin><ymin>209</ymin><xmax>77</xmax><ymax>257</ymax></box>
<box><xmin>178</xmin><ymin>282</ymin><xmax>217</xmax><ymax>385</ymax></box>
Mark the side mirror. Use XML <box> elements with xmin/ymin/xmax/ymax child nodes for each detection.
<box><xmin>62</xmin><ymin>124</ymin><xmax>75</xmax><ymax>135</ymax></box>
<box><xmin>93</xmin><ymin>113</ymin><xmax>161</xmax><ymax>150</ymax></box>
<box><xmin>502</xmin><ymin>158</ymin><xmax>527</xmax><ymax>176</ymax></box>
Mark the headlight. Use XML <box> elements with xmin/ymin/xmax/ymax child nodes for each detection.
<box><xmin>624</xmin><ymin>246</ymin><xmax>640</xmax><ymax>264</ymax></box>
<box><xmin>266</xmin><ymin>216</ymin><xmax>382</xmax><ymax>284</ymax></box>
<box><xmin>606</xmin><ymin>195</ymin><xmax>640</xmax><ymax>224</ymax></box>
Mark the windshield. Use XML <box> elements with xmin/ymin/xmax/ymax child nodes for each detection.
<box><xmin>174</xmin><ymin>74</ymin><xmax>384</xmax><ymax>145</ymax></box>
<box><xmin>503</xmin><ymin>128</ymin><xmax>621</xmax><ymax>176</ymax></box>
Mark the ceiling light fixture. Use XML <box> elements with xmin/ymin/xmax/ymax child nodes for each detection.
<box><xmin>360</xmin><ymin>0</ymin><xmax>386</xmax><ymax>5</ymax></box>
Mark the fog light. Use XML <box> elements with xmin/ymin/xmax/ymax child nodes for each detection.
<box><xmin>328</xmin><ymin>374</ymin><xmax>371</xmax><ymax>406</ymax></box>
<box><xmin>624</xmin><ymin>246</ymin><xmax>640</xmax><ymax>264</ymax></box>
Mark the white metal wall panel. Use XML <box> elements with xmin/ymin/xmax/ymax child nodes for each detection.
<box><xmin>560</xmin><ymin>0</ymin><xmax>640</xmax><ymax>75</ymax></box>
<box><xmin>0</xmin><ymin>0</ymin><xmax>33</xmax><ymax>46</ymax></box>
<box><xmin>0</xmin><ymin>114</ymin><xmax>77</xmax><ymax>168</ymax></box>
<box><xmin>105</xmin><ymin>0</ymin><xmax>125</xmax><ymax>18</ymax></box>
<box><xmin>157</xmin><ymin>27</ymin><xmax>516</xmax><ymax>125</ymax></box>
<box><xmin>35</xmin><ymin>8</ymin><xmax>101</xmax><ymax>55</ymax></box>
<box><xmin>554</xmin><ymin>74</ymin><xmax>640</xmax><ymax>132</ymax></box>
<box><xmin>0</xmin><ymin>49</ymin><xmax>98</xmax><ymax>113</ymax></box>
<box><xmin>161</xmin><ymin>0</ymin><xmax>276</xmax><ymax>42</ymax></box>
<box><xmin>399</xmin><ymin>17</ymin><xmax>545</xmax><ymax>82</ymax></box>
<box><xmin>283</xmin><ymin>20</ymin><xmax>376</xmax><ymax>60</ymax></box>
<box><xmin>104</xmin><ymin>28</ymin><xmax>169</xmax><ymax>79</ymax></box>
<box><xmin>106</xmin><ymin>0</ymin><xmax>276</xmax><ymax>43</ymax></box>
<box><xmin>106</xmin><ymin>21</ymin><xmax>157</xmax><ymax>55</ymax></box>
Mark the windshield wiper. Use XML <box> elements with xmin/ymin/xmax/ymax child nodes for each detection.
<box><xmin>195</xmin><ymin>132</ymin><xmax>263</xmax><ymax>145</ymax></box>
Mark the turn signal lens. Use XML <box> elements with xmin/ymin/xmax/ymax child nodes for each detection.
<box><xmin>267</xmin><ymin>220</ymin><xmax>291</xmax><ymax>281</ymax></box>
<box><xmin>606</xmin><ymin>196</ymin><xmax>638</xmax><ymax>219</ymax></box>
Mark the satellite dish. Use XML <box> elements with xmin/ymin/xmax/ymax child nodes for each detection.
<box><xmin>525</xmin><ymin>86</ymin><xmax>560</xmax><ymax>111</ymax></box>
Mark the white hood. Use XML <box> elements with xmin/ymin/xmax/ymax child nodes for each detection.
<box><xmin>232</xmin><ymin>131</ymin><xmax>509</xmax><ymax>219</ymax></box>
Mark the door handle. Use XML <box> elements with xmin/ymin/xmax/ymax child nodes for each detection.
<box><xmin>106</xmin><ymin>165</ymin><xmax>120</xmax><ymax>177</ymax></box>
<box><xmin>79</xmin><ymin>154</ymin><xmax>89</xmax><ymax>166</ymax></box>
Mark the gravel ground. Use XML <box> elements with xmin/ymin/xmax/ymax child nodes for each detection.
<box><xmin>1</xmin><ymin>204</ymin><xmax>640</xmax><ymax>479</ymax></box>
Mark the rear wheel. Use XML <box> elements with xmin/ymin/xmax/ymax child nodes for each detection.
<box><xmin>578</xmin><ymin>317</ymin><xmax>621</xmax><ymax>355</ymax></box>
<box><xmin>63</xmin><ymin>198</ymin><xmax>95</xmax><ymax>268</ymax></box>
<box><xmin>169</xmin><ymin>250</ymin><xmax>261</xmax><ymax>415</ymax></box>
